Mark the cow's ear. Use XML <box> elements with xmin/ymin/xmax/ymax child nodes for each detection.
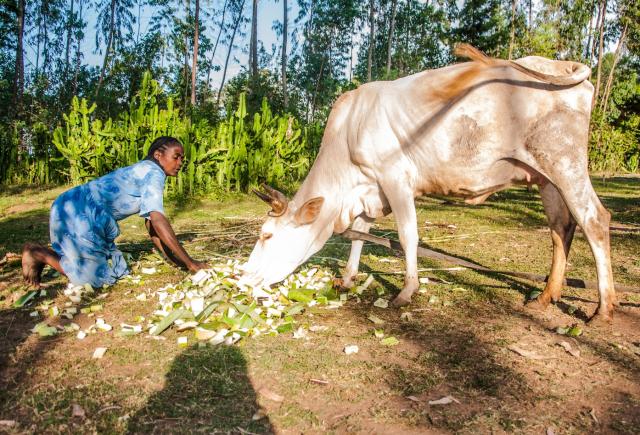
<box><xmin>294</xmin><ymin>197</ymin><xmax>324</xmax><ymax>225</ymax></box>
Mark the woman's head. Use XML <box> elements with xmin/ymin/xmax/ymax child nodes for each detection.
<box><xmin>145</xmin><ymin>136</ymin><xmax>184</xmax><ymax>176</ymax></box>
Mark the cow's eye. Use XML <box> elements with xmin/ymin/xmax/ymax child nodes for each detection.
<box><xmin>260</xmin><ymin>232</ymin><xmax>273</xmax><ymax>241</ymax></box>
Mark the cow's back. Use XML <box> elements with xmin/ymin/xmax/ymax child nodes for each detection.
<box><xmin>343</xmin><ymin>59</ymin><xmax>594</xmax><ymax>198</ymax></box>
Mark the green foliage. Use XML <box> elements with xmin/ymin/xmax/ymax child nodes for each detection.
<box><xmin>48</xmin><ymin>72</ymin><xmax>312</xmax><ymax>195</ymax></box>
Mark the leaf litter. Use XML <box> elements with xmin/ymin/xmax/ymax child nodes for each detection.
<box><xmin>25</xmin><ymin>256</ymin><xmax>396</xmax><ymax>349</ymax></box>
<box><xmin>140</xmin><ymin>260</ymin><xmax>356</xmax><ymax>346</ymax></box>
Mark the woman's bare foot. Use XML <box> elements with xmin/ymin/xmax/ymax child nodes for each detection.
<box><xmin>21</xmin><ymin>243</ymin><xmax>64</xmax><ymax>287</ymax></box>
<box><xmin>22</xmin><ymin>243</ymin><xmax>47</xmax><ymax>286</ymax></box>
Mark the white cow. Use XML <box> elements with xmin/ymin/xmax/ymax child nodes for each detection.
<box><xmin>243</xmin><ymin>45</ymin><xmax>616</xmax><ymax>324</ymax></box>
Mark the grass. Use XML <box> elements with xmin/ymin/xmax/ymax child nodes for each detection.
<box><xmin>0</xmin><ymin>176</ymin><xmax>639</xmax><ymax>433</ymax></box>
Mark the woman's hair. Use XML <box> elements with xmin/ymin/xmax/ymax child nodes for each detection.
<box><xmin>144</xmin><ymin>136</ymin><xmax>182</xmax><ymax>162</ymax></box>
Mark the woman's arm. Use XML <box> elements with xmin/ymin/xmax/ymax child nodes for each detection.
<box><xmin>146</xmin><ymin>211</ymin><xmax>208</xmax><ymax>272</ymax></box>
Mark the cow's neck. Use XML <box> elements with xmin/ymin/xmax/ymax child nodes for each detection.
<box><xmin>293</xmin><ymin>141</ymin><xmax>367</xmax><ymax>237</ymax></box>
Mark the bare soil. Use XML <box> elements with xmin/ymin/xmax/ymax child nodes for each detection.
<box><xmin>0</xmin><ymin>179</ymin><xmax>639</xmax><ymax>434</ymax></box>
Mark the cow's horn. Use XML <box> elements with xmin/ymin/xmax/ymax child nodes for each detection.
<box><xmin>252</xmin><ymin>188</ymin><xmax>272</xmax><ymax>205</ymax></box>
<box><xmin>254</xmin><ymin>184</ymin><xmax>288</xmax><ymax>217</ymax></box>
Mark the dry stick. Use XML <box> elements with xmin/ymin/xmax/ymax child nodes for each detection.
<box><xmin>341</xmin><ymin>229</ymin><xmax>640</xmax><ymax>294</ymax></box>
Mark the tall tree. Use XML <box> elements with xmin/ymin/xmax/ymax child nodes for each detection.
<box><xmin>94</xmin><ymin>0</ymin><xmax>134</xmax><ymax>98</ymax></box>
<box><xmin>593</xmin><ymin>0</ymin><xmax>607</xmax><ymax>107</ymax></box>
<box><xmin>96</xmin><ymin>0</ymin><xmax>117</xmax><ymax>98</ymax></box>
<box><xmin>455</xmin><ymin>0</ymin><xmax>510</xmax><ymax>56</ymax></box>
<box><xmin>205</xmin><ymin>0</ymin><xmax>229</xmax><ymax>94</ymax></box>
<box><xmin>282</xmin><ymin>0</ymin><xmax>288</xmax><ymax>106</ymax></box>
<box><xmin>249</xmin><ymin>0</ymin><xmax>258</xmax><ymax>77</ymax></box>
<box><xmin>64</xmin><ymin>0</ymin><xmax>74</xmax><ymax>74</ymax></box>
<box><xmin>508</xmin><ymin>0</ymin><xmax>517</xmax><ymax>59</ymax></box>
<box><xmin>367</xmin><ymin>0</ymin><xmax>375</xmax><ymax>81</ymax></box>
<box><xmin>218</xmin><ymin>0</ymin><xmax>247</xmax><ymax>105</ymax></box>
<box><xmin>191</xmin><ymin>0</ymin><xmax>200</xmax><ymax>105</ymax></box>
<box><xmin>13</xmin><ymin>0</ymin><xmax>25</xmax><ymax>116</ymax></box>
<box><xmin>72</xmin><ymin>0</ymin><xmax>84</xmax><ymax>96</ymax></box>
<box><xmin>386</xmin><ymin>0</ymin><xmax>398</xmax><ymax>76</ymax></box>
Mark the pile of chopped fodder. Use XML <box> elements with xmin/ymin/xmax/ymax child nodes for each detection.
<box><xmin>139</xmin><ymin>260</ymin><xmax>346</xmax><ymax>345</ymax></box>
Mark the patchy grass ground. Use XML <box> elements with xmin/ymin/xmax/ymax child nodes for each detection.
<box><xmin>0</xmin><ymin>176</ymin><xmax>639</xmax><ymax>434</ymax></box>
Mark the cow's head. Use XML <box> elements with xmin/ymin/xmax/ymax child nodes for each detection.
<box><xmin>242</xmin><ymin>184</ymin><xmax>330</xmax><ymax>286</ymax></box>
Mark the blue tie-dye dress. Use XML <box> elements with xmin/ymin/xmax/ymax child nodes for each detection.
<box><xmin>50</xmin><ymin>160</ymin><xmax>166</xmax><ymax>288</ymax></box>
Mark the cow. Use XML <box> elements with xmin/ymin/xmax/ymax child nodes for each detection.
<box><xmin>242</xmin><ymin>44</ymin><xmax>616</xmax><ymax>324</ymax></box>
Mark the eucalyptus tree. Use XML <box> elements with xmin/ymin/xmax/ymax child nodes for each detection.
<box><xmin>205</xmin><ymin>0</ymin><xmax>229</xmax><ymax>99</ymax></box>
<box><xmin>10</xmin><ymin>0</ymin><xmax>25</xmax><ymax>116</ymax></box>
<box><xmin>191</xmin><ymin>0</ymin><xmax>200</xmax><ymax>105</ymax></box>
<box><xmin>217</xmin><ymin>0</ymin><xmax>249</xmax><ymax>105</ymax></box>
<box><xmin>30</xmin><ymin>0</ymin><xmax>66</xmax><ymax>103</ymax></box>
<box><xmin>354</xmin><ymin>0</ymin><xmax>451</xmax><ymax>81</ymax></box>
<box><xmin>290</xmin><ymin>0</ymin><xmax>359</xmax><ymax>121</ymax></box>
<box><xmin>249</xmin><ymin>0</ymin><xmax>258</xmax><ymax>77</ymax></box>
<box><xmin>454</xmin><ymin>0</ymin><xmax>510</xmax><ymax>56</ymax></box>
<box><xmin>282</xmin><ymin>0</ymin><xmax>288</xmax><ymax>106</ymax></box>
<box><xmin>94</xmin><ymin>0</ymin><xmax>135</xmax><ymax>98</ymax></box>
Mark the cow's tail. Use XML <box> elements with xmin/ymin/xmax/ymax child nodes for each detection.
<box><xmin>434</xmin><ymin>43</ymin><xmax>591</xmax><ymax>101</ymax></box>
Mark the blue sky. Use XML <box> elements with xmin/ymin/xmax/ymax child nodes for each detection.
<box><xmin>26</xmin><ymin>0</ymin><xmax>302</xmax><ymax>88</ymax></box>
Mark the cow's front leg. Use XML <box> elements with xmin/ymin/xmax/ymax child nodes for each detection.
<box><xmin>339</xmin><ymin>214</ymin><xmax>374</xmax><ymax>288</ymax></box>
<box><xmin>379</xmin><ymin>181</ymin><xmax>419</xmax><ymax>307</ymax></box>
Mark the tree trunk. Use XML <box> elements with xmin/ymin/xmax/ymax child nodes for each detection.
<box><xmin>599</xmin><ymin>23</ymin><xmax>627</xmax><ymax>115</ymax></box>
<box><xmin>191</xmin><ymin>0</ymin><xmax>200</xmax><ymax>106</ymax></box>
<box><xmin>585</xmin><ymin>0</ymin><xmax>596</xmax><ymax>64</ymax></box>
<box><xmin>310</xmin><ymin>55</ymin><xmax>325</xmax><ymax>121</ymax></box>
<box><xmin>13</xmin><ymin>0</ymin><xmax>25</xmax><ymax>116</ymax></box>
<box><xmin>508</xmin><ymin>0</ymin><xmax>517</xmax><ymax>60</ymax></box>
<box><xmin>72</xmin><ymin>0</ymin><xmax>83</xmax><ymax>96</ymax></box>
<box><xmin>282</xmin><ymin>0</ymin><xmax>288</xmax><ymax>107</ymax></box>
<box><xmin>65</xmin><ymin>0</ymin><xmax>74</xmax><ymax>74</ymax></box>
<box><xmin>95</xmin><ymin>0</ymin><xmax>117</xmax><ymax>99</ymax></box>
<box><xmin>367</xmin><ymin>0</ymin><xmax>375</xmax><ymax>82</ymax></box>
<box><xmin>205</xmin><ymin>0</ymin><xmax>229</xmax><ymax>97</ymax></box>
<box><xmin>592</xmin><ymin>0</ymin><xmax>607</xmax><ymax>109</ymax></box>
<box><xmin>386</xmin><ymin>0</ymin><xmax>397</xmax><ymax>76</ymax></box>
<box><xmin>250</xmin><ymin>0</ymin><xmax>258</xmax><ymax>77</ymax></box>
<box><xmin>528</xmin><ymin>0</ymin><xmax>532</xmax><ymax>30</ymax></box>
<box><xmin>184</xmin><ymin>0</ymin><xmax>191</xmax><ymax>112</ymax></box>
<box><xmin>349</xmin><ymin>27</ymin><xmax>353</xmax><ymax>82</ymax></box>
<box><xmin>596</xmin><ymin>22</ymin><xmax>628</xmax><ymax>151</ymax></box>
<box><xmin>42</xmin><ymin>1</ymin><xmax>50</xmax><ymax>76</ymax></box>
<box><xmin>35</xmin><ymin>2</ymin><xmax>42</xmax><ymax>77</ymax></box>
<box><xmin>217</xmin><ymin>0</ymin><xmax>247</xmax><ymax>106</ymax></box>
<box><xmin>136</xmin><ymin>0</ymin><xmax>141</xmax><ymax>44</ymax></box>
<box><xmin>590</xmin><ymin>0</ymin><xmax>603</xmax><ymax>66</ymax></box>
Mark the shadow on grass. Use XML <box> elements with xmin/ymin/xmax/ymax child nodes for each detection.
<box><xmin>0</xmin><ymin>184</ymin><xmax>61</xmax><ymax>197</ymax></box>
<box><xmin>0</xmin><ymin>209</ymin><xmax>50</xmax><ymax>254</ymax></box>
<box><xmin>127</xmin><ymin>345</ymin><xmax>273</xmax><ymax>434</ymax></box>
<box><xmin>0</xmin><ymin>282</ymin><xmax>66</xmax><ymax>409</ymax></box>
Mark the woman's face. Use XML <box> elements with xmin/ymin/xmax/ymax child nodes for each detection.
<box><xmin>154</xmin><ymin>144</ymin><xmax>184</xmax><ymax>177</ymax></box>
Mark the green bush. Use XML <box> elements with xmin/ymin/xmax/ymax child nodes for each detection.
<box><xmin>50</xmin><ymin>72</ymin><xmax>313</xmax><ymax>195</ymax></box>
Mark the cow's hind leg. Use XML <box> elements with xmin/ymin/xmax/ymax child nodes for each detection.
<box><xmin>339</xmin><ymin>214</ymin><xmax>374</xmax><ymax>288</ymax></box>
<box><xmin>527</xmin><ymin>181</ymin><xmax>577</xmax><ymax>310</ymax></box>
<box><xmin>554</xmin><ymin>181</ymin><xmax>615</xmax><ymax>323</ymax></box>
<box><xmin>525</xmin><ymin>110</ymin><xmax>615</xmax><ymax>323</ymax></box>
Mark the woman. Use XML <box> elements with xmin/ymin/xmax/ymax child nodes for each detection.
<box><xmin>22</xmin><ymin>136</ymin><xmax>207</xmax><ymax>288</ymax></box>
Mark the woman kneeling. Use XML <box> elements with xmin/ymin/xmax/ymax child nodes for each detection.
<box><xmin>22</xmin><ymin>136</ymin><xmax>207</xmax><ymax>288</ymax></box>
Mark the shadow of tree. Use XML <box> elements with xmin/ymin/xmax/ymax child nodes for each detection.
<box><xmin>127</xmin><ymin>345</ymin><xmax>273</xmax><ymax>434</ymax></box>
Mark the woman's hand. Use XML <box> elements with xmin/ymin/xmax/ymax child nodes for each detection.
<box><xmin>187</xmin><ymin>260</ymin><xmax>209</xmax><ymax>272</ymax></box>
<box><xmin>147</xmin><ymin>211</ymin><xmax>207</xmax><ymax>271</ymax></box>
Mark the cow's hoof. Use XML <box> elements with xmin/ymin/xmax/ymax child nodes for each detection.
<box><xmin>524</xmin><ymin>298</ymin><xmax>549</xmax><ymax>312</ymax></box>
<box><xmin>391</xmin><ymin>295</ymin><xmax>411</xmax><ymax>307</ymax></box>
<box><xmin>587</xmin><ymin>312</ymin><xmax>613</xmax><ymax>328</ymax></box>
<box><xmin>333</xmin><ymin>277</ymin><xmax>354</xmax><ymax>289</ymax></box>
